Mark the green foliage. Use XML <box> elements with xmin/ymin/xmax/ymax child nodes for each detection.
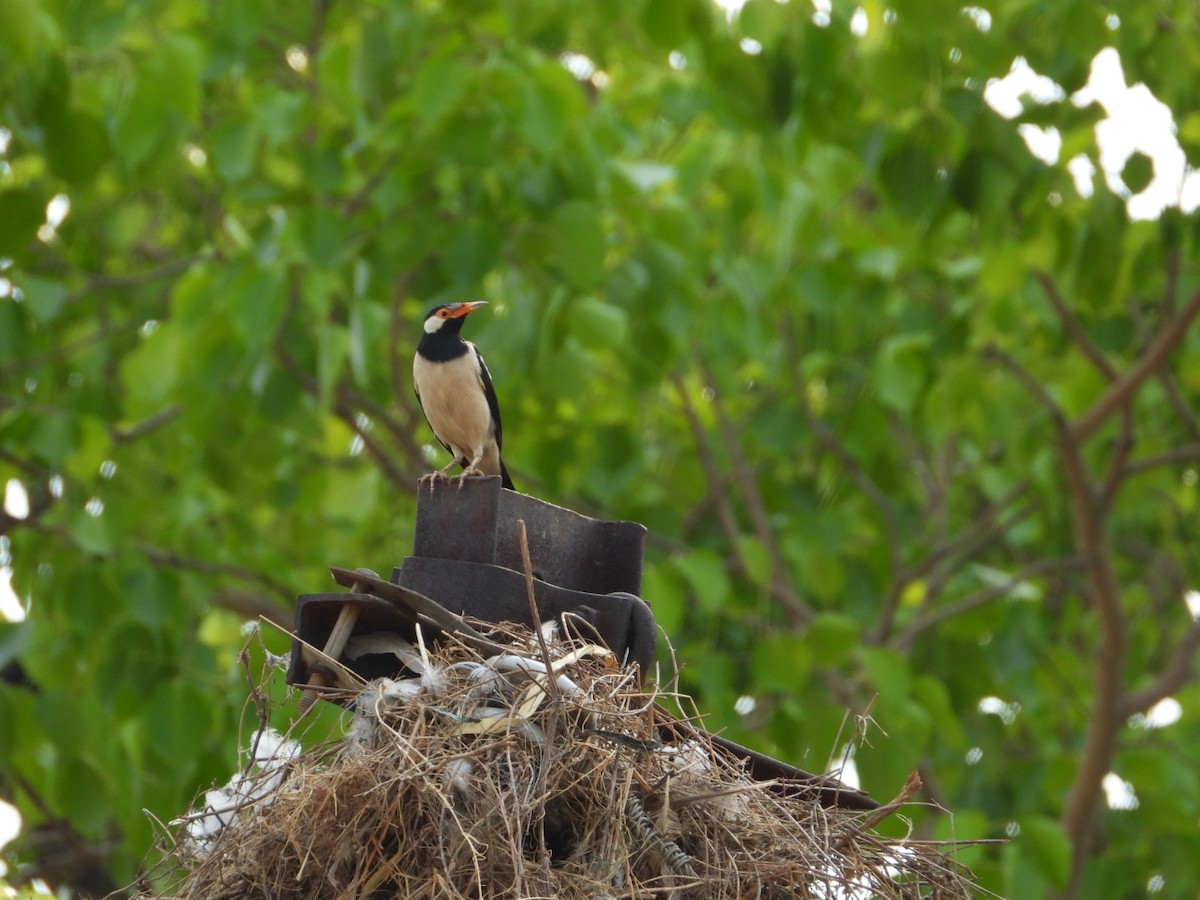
<box><xmin>2</xmin><ymin>0</ymin><xmax>1200</xmax><ymax>896</ymax></box>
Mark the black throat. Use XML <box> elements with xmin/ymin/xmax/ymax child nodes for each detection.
<box><xmin>417</xmin><ymin>329</ymin><xmax>471</xmax><ymax>363</ymax></box>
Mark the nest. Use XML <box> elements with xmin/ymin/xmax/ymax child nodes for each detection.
<box><xmin>144</xmin><ymin>624</ymin><xmax>977</xmax><ymax>899</ymax></box>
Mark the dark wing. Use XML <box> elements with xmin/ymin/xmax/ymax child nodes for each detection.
<box><xmin>472</xmin><ymin>344</ymin><xmax>504</xmax><ymax>452</ymax></box>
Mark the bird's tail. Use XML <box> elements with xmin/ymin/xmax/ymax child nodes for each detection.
<box><xmin>500</xmin><ymin>460</ymin><xmax>515</xmax><ymax>491</ymax></box>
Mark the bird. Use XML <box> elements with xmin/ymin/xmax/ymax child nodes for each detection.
<box><xmin>413</xmin><ymin>301</ymin><xmax>515</xmax><ymax>490</ymax></box>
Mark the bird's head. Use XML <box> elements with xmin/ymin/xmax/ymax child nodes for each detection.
<box><xmin>423</xmin><ymin>301</ymin><xmax>487</xmax><ymax>335</ymax></box>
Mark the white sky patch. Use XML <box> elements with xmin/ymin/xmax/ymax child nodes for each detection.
<box><xmin>4</xmin><ymin>479</ymin><xmax>29</xmax><ymax>520</ymax></box>
<box><xmin>1072</xmin><ymin>48</ymin><xmax>1189</xmax><ymax>219</ymax></box>
<box><xmin>1102</xmin><ymin>772</ymin><xmax>1139</xmax><ymax>810</ymax></box>
<box><xmin>559</xmin><ymin>52</ymin><xmax>596</xmax><ymax>81</ymax></box>
<box><xmin>184</xmin><ymin>144</ymin><xmax>207</xmax><ymax>168</ymax></box>
<box><xmin>983</xmin><ymin>57</ymin><xmax>1066</xmax><ymax>120</ymax></box>
<box><xmin>1142</xmin><ymin>697</ymin><xmax>1182</xmax><ymax>729</ymax></box>
<box><xmin>0</xmin><ymin>127</ymin><xmax>11</xmax><ymax>155</ymax></box>
<box><xmin>284</xmin><ymin>44</ymin><xmax>308</xmax><ymax>73</ymax></box>
<box><xmin>734</xmin><ymin>694</ymin><xmax>757</xmax><ymax>715</ymax></box>
<box><xmin>46</xmin><ymin>194</ymin><xmax>70</xmax><ymax>228</ymax></box>
<box><xmin>668</xmin><ymin>51</ymin><xmax>688</xmax><ymax>71</ymax></box>
<box><xmin>828</xmin><ymin>744</ymin><xmax>861</xmax><ymax>790</ymax></box>
<box><xmin>1183</xmin><ymin>589</ymin><xmax>1200</xmax><ymax>620</ymax></box>
<box><xmin>850</xmin><ymin>6</ymin><xmax>868</xmax><ymax>36</ymax></box>
<box><xmin>739</xmin><ymin>37</ymin><xmax>763</xmax><ymax>55</ymax></box>
<box><xmin>986</xmin><ymin>47</ymin><xmax>1196</xmax><ymax>220</ymax></box>
<box><xmin>811</xmin><ymin>0</ymin><xmax>831</xmax><ymax>27</ymax></box>
<box><xmin>978</xmin><ymin>695</ymin><xmax>1020</xmax><ymax>724</ymax></box>
<box><xmin>1067</xmin><ymin>153</ymin><xmax>1096</xmax><ymax>197</ymax></box>
<box><xmin>712</xmin><ymin>0</ymin><xmax>748</xmax><ymax>18</ymax></box>
<box><xmin>0</xmin><ymin>567</ymin><xmax>24</xmax><ymax>622</ymax></box>
<box><xmin>965</xmin><ymin>746</ymin><xmax>983</xmax><ymax>765</ymax></box>
<box><xmin>0</xmin><ymin>799</ymin><xmax>20</xmax><ymax>851</ymax></box>
<box><xmin>962</xmin><ymin>5</ymin><xmax>991</xmax><ymax>32</ymax></box>
<box><xmin>1017</xmin><ymin>124</ymin><xmax>1061</xmax><ymax>164</ymax></box>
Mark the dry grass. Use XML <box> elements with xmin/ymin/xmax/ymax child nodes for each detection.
<box><xmin>144</xmin><ymin>625</ymin><xmax>977</xmax><ymax>899</ymax></box>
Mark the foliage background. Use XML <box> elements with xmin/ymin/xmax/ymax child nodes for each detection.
<box><xmin>2</xmin><ymin>0</ymin><xmax>1200</xmax><ymax>897</ymax></box>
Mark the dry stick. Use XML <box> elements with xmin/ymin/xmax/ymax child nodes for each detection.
<box><xmin>297</xmin><ymin>573</ymin><xmax>369</xmax><ymax>714</ymax></box>
<box><xmin>849</xmin><ymin>769</ymin><xmax>923</xmax><ymax>837</ymax></box>
<box><xmin>516</xmin><ymin>519</ymin><xmax>559</xmax><ymax>874</ymax></box>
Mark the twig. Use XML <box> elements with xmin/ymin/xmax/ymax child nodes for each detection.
<box><xmin>894</xmin><ymin>556</ymin><xmax>1080</xmax><ymax>650</ymax></box>
<box><xmin>697</xmin><ymin>361</ymin><xmax>813</xmax><ymax>626</ymax></box>
<box><xmin>111</xmin><ymin>405</ymin><xmax>184</xmax><ymax>443</ymax></box>
<box><xmin>136</xmin><ymin>543</ymin><xmax>294</xmax><ymax>602</ymax></box>
<box><xmin>1037</xmin><ymin>272</ymin><xmax>1118</xmax><ymax>380</ymax></box>
<box><xmin>1072</xmin><ymin>283</ymin><xmax>1200</xmax><ymax>441</ymax></box>
<box><xmin>851</xmin><ymin>769</ymin><xmax>923</xmax><ymax>835</ymax></box>
<box><xmin>62</xmin><ymin>253</ymin><xmax>209</xmax><ymax>305</ymax></box>
<box><xmin>1117</xmin><ymin>619</ymin><xmax>1200</xmax><ymax>719</ymax></box>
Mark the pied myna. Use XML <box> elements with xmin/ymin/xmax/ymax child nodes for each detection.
<box><xmin>413</xmin><ymin>301</ymin><xmax>515</xmax><ymax>490</ymax></box>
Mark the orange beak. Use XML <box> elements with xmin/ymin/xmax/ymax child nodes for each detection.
<box><xmin>448</xmin><ymin>301</ymin><xmax>487</xmax><ymax>318</ymax></box>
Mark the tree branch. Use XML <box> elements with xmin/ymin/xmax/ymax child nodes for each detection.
<box><xmin>1037</xmin><ymin>272</ymin><xmax>1118</xmax><ymax>380</ymax></box>
<box><xmin>893</xmin><ymin>556</ymin><xmax>1081</xmax><ymax>650</ymax></box>
<box><xmin>672</xmin><ymin>375</ymin><xmax>812</xmax><ymax>625</ymax></box>
<box><xmin>1117</xmin><ymin>618</ymin><xmax>1200</xmax><ymax>719</ymax></box>
<box><xmin>1072</xmin><ymin>284</ymin><xmax>1200</xmax><ymax>442</ymax></box>
<box><xmin>698</xmin><ymin>361</ymin><xmax>813</xmax><ymax>626</ymax></box>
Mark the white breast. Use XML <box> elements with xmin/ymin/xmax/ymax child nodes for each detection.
<box><xmin>413</xmin><ymin>347</ymin><xmax>493</xmax><ymax>462</ymax></box>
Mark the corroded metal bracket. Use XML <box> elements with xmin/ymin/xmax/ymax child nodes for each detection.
<box><xmin>287</xmin><ymin>477</ymin><xmax>656</xmax><ymax>687</ymax></box>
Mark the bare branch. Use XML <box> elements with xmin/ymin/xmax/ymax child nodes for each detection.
<box><xmin>1121</xmin><ymin>444</ymin><xmax>1200</xmax><ymax>478</ymax></box>
<box><xmin>1117</xmin><ymin>619</ymin><xmax>1200</xmax><ymax>719</ymax></box>
<box><xmin>1072</xmin><ymin>284</ymin><xmax>1200</xmax><ymax>441</ymax></box>
<box><xmin>698</xmin><ymin>362</ymin><xmax>813</xmax><ymax>626</ymax></box>
<box><xmin>1037</xmin><ymin>272</ymin><xmax>1118</xmax><ymax>380</ymax></box>
<box><xmin>136</xmin><ymin>543</ymin><xmax>294</xmax><ymax>603</ymax></box>
<box><xmin>1097</xmin><ymin>404</ymin><xmax>1134</xmax><ymax>513</ymax></box>
<box><xmin>111</xmin><ymin>405</ymin><xmax>184</xmax><ymax>443</ymax></box>
<box><xmin>62</xmin><ymin>253</ymin><xmax>209</xmax><ymax>305</ymax></box>
<box><xmin>670</xmin><ymin>375</ymin><xmax>808</xmax><ymax>623</ymax></box>
<box><xmin>893</xmin><ymin>556</ymin><xmax>1081</xmax><ymax>650</ymax></box>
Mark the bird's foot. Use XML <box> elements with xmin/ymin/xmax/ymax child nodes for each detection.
<box><xmin>420</xmin><ymin>470</ymin><xmax>451</xmax><ymax>494</ymax></box>
<box><xmin>455</xmin><ymin>466</ymin><xmax>485</xmax><ymax>491</ymax></box>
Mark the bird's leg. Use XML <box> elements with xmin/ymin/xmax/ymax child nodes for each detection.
<box><xmin>455</xmin><ymin>451</ymin><xmax>486</xmax><ymax>490</ymax></box>
<box><xmin>419</xmin><ymin>459</ymin><xmax>459</xmax><ymax>493</ymax></box>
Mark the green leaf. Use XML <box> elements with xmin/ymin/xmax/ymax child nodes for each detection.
<box><xmin>805</xmin><ymin>613</ymin><xmax>859</xmax><ymax>667</ymax></box>
<box><xmin>0</xmin><ymin>0</ymin><xmax>61</xmax><ymax>60</ymax></box>
<box><xmin>412</xmin><ymin>57</ymin><xmax>471</xmax><ymax>132</ymax></box>
<box><xmin>209</xmin><ymin>119</ymin><xmax>260</xmax><ymax>184</ymax></box>
<box><xmin>752</xmin><ymin>632</ymin><xmax>813</xmax><ymax>691</ymax></box>
<box><xmin>120</xmin><ymin>323</ymin><xmax>185</xmax><ymax>414</ymax></box>
<box><xmin>547</xmin><ymin>201</ymin><xmax>605</xmax><ymax>290</ymax></box>
<box><xmin>571</xmin><ymin>298</ymin><xmax>628</xmax><ymax>352</ymax></box>
<box><xmin>672</xmin><ymin>549</ymin><xmax>731</xmax><ymax>613</ymax></box>
<box><xmin>68</xmin><ymin>508</ymin><xmax>113</xmax><ymax>556</ymax></box>
<box><xmin>0</xmin><ymin>188</ymin><xmax>45</xmax><ymax>255</ymax></box>
<box><xmin>21</xmin><ymin>275</ymin><xmax>66</xmax><ymax>323</ymax></box>
<box><xmin>1019</xmin><ymin>815</ymin><xmax>1071</xmax><ymax>888</ymax></box>
<box><xmin>44</xmin><ymin>110</ymin><xmax>111</xmax><ymax>185</ymax></box>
